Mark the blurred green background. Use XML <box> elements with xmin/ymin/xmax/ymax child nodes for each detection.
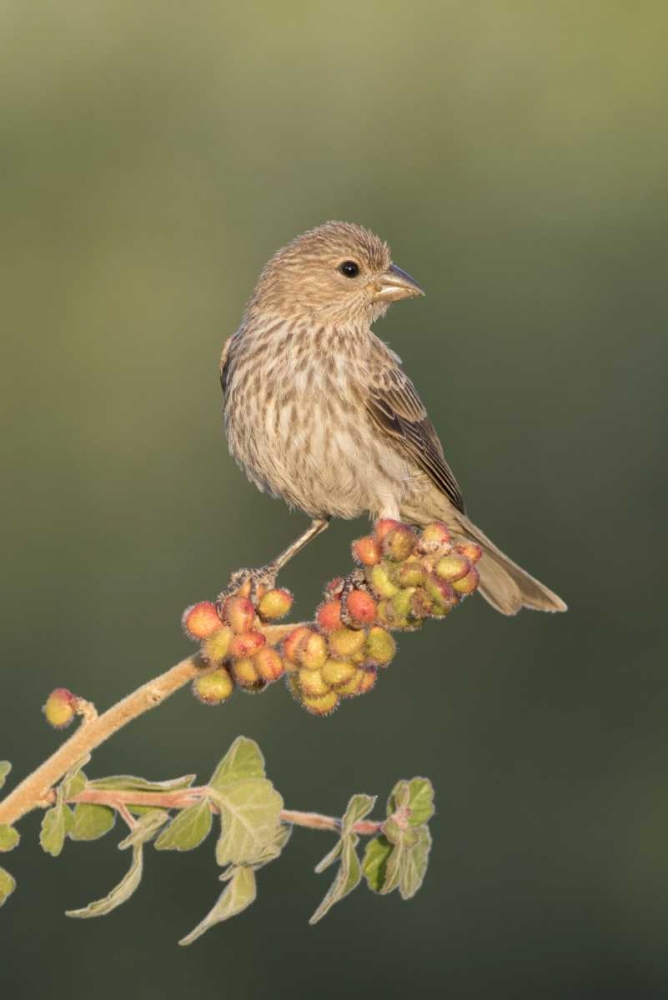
<box><xmin>2</xmin><ymin>1</ymin><xmax>667</xmax><ymax>996</ymax></box>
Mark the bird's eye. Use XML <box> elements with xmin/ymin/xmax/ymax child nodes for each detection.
<box><xmin>338</xmin><ymin>260</ymin><xmax>360</xmax><ymax>278</ymax></box>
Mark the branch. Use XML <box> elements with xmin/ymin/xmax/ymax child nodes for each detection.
<box><xmin>0</xmin><ymin>624</ymin><xmax>298</xmax><ymax>829</ymax></box>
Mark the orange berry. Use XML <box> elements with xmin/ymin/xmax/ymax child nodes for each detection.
<box><xmin>357</xmin><ymin>669</ymin><xmax>378</xmax><ymax>695</ymax></box>
<box><xmin>374</xmin><ymin>518</ymin><xmax>402</xmax><ymax>542</ymax></box>
<box><xmin>192</xmin><ymin>668</ymin><xmax>234</xmax><ymax>705</ymax></box>
<box><xmin>221</xmin><ymin>595</ymin><xmax>256</xmax><ymax>633</ymax></box>
<box><xmin>257</xmin><ymin>588</ymin><xmax>293</xmax><ymax>621</ymax></box>
<box><xmin>229</xmin><ymin>630</ymin><xmax>267</xmax><ymax>659</ymax></box>
<box><xmin>182</xmin><ymin>601</ymin><xmax>221</xmax><ymax>640</ymax></box>
<box><xmin>43</xmin><ymin>688</ymin><xmax>77</xmax><ymax>729</ymax></box>
<box><xmin>283</xmin><ymin>626</ymin><xmax>313</xmax><ymax>664</ymax></box>
<box><xmin>316</xmin><ymin>599</ymin><xmax>343</xmax><ymax>632</ymax></box>
<box><xmin>254</xmin><ymin>646</ymin><xmax>285</xmax><ymax>682</ymax></box>
<box><xmin>351</xmin><ymin>535</ymin><xmax>382</xmax><ymax>566</ymax></box>
<box><xmin>344</xmin><ymin>589</ymin><xmax>377</xmax><ymax>627</ymax></box>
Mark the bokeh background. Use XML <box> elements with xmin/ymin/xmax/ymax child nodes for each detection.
<box><xmin>2</xmin><ymin>2</ymin><xmax>667</xmax><ymax>997</ymax></box>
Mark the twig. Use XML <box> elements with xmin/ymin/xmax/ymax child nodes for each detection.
<box><xmin>0</xmin><ymin>623</ymin><xmax>300</xmax><ymax>829</ymax></box>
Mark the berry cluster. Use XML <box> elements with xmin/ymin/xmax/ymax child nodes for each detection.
<box><xmin>183</xmin><ymin>586</ymin><xmax>294</xmax><ymax>706</ymax></box>
<box><xmin>180</xmin><ymin>520</ymin><xmax>480</xmax><ymax>718</ymax></box>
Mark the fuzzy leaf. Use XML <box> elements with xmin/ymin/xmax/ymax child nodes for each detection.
<box><xmin>362</xmin><ymin>835</ymin><xmax>393</xmax><ymax>892</ymax></box>
<box><xmin>118</xmin><ymin>810</ymin><xmax>169</xmax><ymax>850</ymax></box>
<box><xmin>87</xmin><ymin>774</ymin><xmax>196</xmax><ymax>793</ymax></box>
<box><xmin>314</xmin><ymin>837</ymin><xmax>344</xmax><ymax>875</ymax></box>
<box><xmin>0</xmin><ymin>867</ymin><xmax>16</xmax><ymax>906</ymax></box>
<box><xmin>0</xmin><ymin>825</ymin><xmax>20</xmax><ymax>853</ymax></box>
<box><xmin>69</xmin><ymin>804</ymin><xmax>116</xmax><ymax>842</ymax></box>
<box><xmin>60</xmin><ymin>755</ymin><xmax>91</xmax><ymax>799</ymax></box>
<box><xmin>213</xmin><ymin>779</ymin><xmax>283</xmax><ymax>867</ymax></box>
<box><xmin>253</xmin><ymin>822</ymin><xmax>292</xmax><ymax>868</ymax></box>
<box><xmin>309</xmin><ymin>835</ymin><xmax>361</xmax><ymax>925</ymax></box>
<box><xmin>179</xmin><ymin>865</ymin><xmax>256</xmax><ymax>946</ymax></box>
<box><xmin>66</xmin><ymin>843</ymin><xmax>143</xmax><ymax>918</ymax></box>
<box><xmin>342</xmin><ymin>793</ymin><xmax>377</xmax><ymax>835</ymax></box>
<box><xmin>155</xmin><ymin>800</ymin><xmax>212</xmax><ymax>852</ymax></box>
<box><xmin>387</xmin><ymin>779</ymin><xmax>411</xmax><ymax>815</ymax></box>
<box><xmin>405</xmin><ymin>778</ymin><xmax>435</xmax><ymax>827</ymax></box>
<box><xmin>399</xmin><ymin>826</ymin><xmax>432</xmax><ymax>900</ymax></box>
<box><xmin>209</xmin><ymin>737</ymin><xmax>265</xmax><ymax>791</ymax></box>
<box><xmin>40</xmin><ymin>803</ymin><xmax>74</xmax><ymax>857</ymax></box>
<box><xmin>0</xmin><ymin>762</ymin><xmax>11</xmax><ymax>790</ymax></box>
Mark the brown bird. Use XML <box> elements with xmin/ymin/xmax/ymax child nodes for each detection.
<box><xmin>221</xmin><ymin>222</ymin><xmax>566</xmax><ymax>615</ymax></box>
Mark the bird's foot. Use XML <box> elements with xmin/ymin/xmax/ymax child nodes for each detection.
<box><xmin>217</xmin><ymin>563</ymin><xmax>279</xmax><ymax>608</ymax></box>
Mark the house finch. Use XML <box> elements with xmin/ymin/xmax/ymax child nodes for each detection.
<box><xmin>221</xmin><ymin>222</ymin><xmax>566</xmax><ymax>615</ymax></box>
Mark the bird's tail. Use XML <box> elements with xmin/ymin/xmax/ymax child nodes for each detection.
<box><xmin>402</xmin><ymin>505</ymin><xmax>567</xmax><ymax>615</ymax></box>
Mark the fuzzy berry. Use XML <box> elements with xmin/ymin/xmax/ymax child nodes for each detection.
<box><xmin>374</xmin><ymin>518</ymin><xmax>402</xmax><ymax>542</ymax></box>
<box><xmin>321</xmin><ymin>657</ymin><xmax>358</xmax><ymax>690</ymax></box>
<box><xmin>192</xmin><ymin>668</ymin><xmax>234</xmax><ymax>705</ymax></box>
<box><xmin>454</xmin><ymin>540</ymin><xmax>483</xmax><ymax>564</ymax></box>
<box><xmin>316</xmin><ymin>599</ymin><xmax>343</xmax><ymax>633</ymax></box>
<box><xmin>381</xmin><ymin>524</ymin><xmax>417</xmax><ymax>562</ymax></box>
<box><xmin>221</xmin><ymin>595</ymin><xmax>256</xmax><ymax>634</ymax></box>
<box><xmin>368</xmin><ymin>563</ymin><xmax>399</xmax><ymax>599</ymax></box>
<box><xmin>344</xmin><ymin>589</ymin><xmax>377</xmax><ymax>627</ymax></box>
<box><xmin>202</xmin><ymin>626</ymin><xmax>234</xmax><ymax>666</ymax></box>
<box><xmin>451</xmin><ymin>566</ymin><xmax>480</xmax><ymax>595</ymax></box>
<box><xmin>254</xmin><ymin>646</ymin><xmax>285</xmax><ymax>682</ymax></box>
<box><xmin>43</xmin><ymin>688</ymin><xmax>77</xmax><ymax>729</ymax></box>
<box><xmin>229</xmin><ymin>630</ymin><xmax>266</xmax><ymax>659</ymax></box>
<box><xmin>366</xmin><ymin>627</ymin><xmax>396</xmax><ymax>668</ymax></box>
<box><xmin>418</xmin><ymin>521</ymin><xmax>452</xmax><ymax>551</ymax></box>
<box><xmin>232</xmin><ymin>657</ymin><xmax>261</xmax><ymax>687</ymax></box>
<box><xmin>182</xmin><ymin>601</ymin><xmax>221</xmax><ymax>641</ymax></box>
<box><xmin>435</xmin><ymin>553</ymin><xmax>470</xmax><ymax>582</ymax></box>
<box><xmin>301</xmin><ymin>690</ymin><xmax>339</xmax><ymax>717</ymax></box>
<box><xmin>351</xmin><ymin>535</ymin><xmax>382</xmax><ymax>566</ymax></box>
<box><xmin>328</xmin><ymin>627</ymin><xmax>367</xmax><ymax>660</ymax></box>
<box><xmin>298</xmin><ymin>668</ymin><xmax>331</xmax><ymax>699</ymax></box>
<box><xmin>257</xmin><ymin>588</ymin><xmax>293</xmax><ymax>621</ymax></box>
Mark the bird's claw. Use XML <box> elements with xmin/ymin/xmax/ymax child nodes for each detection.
<box><xmin>217</xmin><ymin>564</ymin><xmax>279</xmax><ymax>608</ymax></box>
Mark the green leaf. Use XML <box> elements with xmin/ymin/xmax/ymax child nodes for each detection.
<box><xmin>118</xmin><ymin>810</ymin><xmax>169</xmax><ymax>850</ymax></box>
<box><xmin>40</xmin><ymin>803</ymin><xmax>74</xmax><ymax>857</ymax></box>
<box><xmin>0</xmin><ymin>824</ymin><xmax>20</xmax><ymax>852</ymax></box>
<box><xmin>387</xmin><ymin>779</ymin><xmax>411</xmax><ymax>815</ymax></box>
<box><xmin>0</xmin><ymin>761</ymin><xmax>11</xmax><ymax>790</ymax></box>
<box><xmin>341</xmin><ymin>793</ymin><xmax>377</xmax><ymax>835</ymax></box>
<box><xmin>179</xmin><ymin>866</ymin><xmax>257</xmax><ymax>946</ymax></box>
<box><xmin>0</xmin><ymin>867</ymin><xmax>16</xmax><ymax>907</ymax></box>
<box><xmin>155</xmin><ymin>800</ymin><xmax>212</xmax><ymax>852</ymax></box>
<box><xmin>309</xmin><ymin>835</ymin><xmax>361</xmax><ymax>924</ymax></box>
<box><xmin>362</xmin><ymin>835</ymin><xmax>393</xmax><ymax>892</ymax></box>
<box><xmin>213</xmin><ymin>778</ymin><xmax>283</xmax><ymax>866</ymax></box>
<box><xmin>66</xmin><ymin>843</ymin><xmax>143</xmax><ymax>918</ymax></box>
<box><xmin>252</xmin><ymin>822</ymin><xmax>291</xmax><ymax>868</ymax></box>
<box><xmin>209</xmin><ymin>737</ymin><xmax>265</xmax><ymax>791</ymax></box>
<box><xmin>60</xmin><ymin>755</ymin><xmax>91</xmax><ymax>799</ymax></box>
<box><xmin>314</xmin><ymin>837</ymin><xmax>344</xmax><ymax>874</ymax></box>
<box><xmin>87</xmin><ymin>774</ymin><xmax>196</xmax><ymax>793</ymax></box>
<box><xmin>405</xmin><ymin>778</ymin><xmax>435</xmax><ymax>827</ymax></box>
<box><xmin>69</xmin><ymin>804</ymin><xmax>116</xmax><ymax>842</ymax></box>
<box><xmin>399</xmin><ymin>826</ymin><xmax>432</xmax><ymax>900</ymax></box>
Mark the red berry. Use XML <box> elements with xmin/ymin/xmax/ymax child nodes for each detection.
<box><xmin>455</xmin><ymin>540</ymin><xmax>483</xmax><ymax>564</ymax></box>
<box><xmin>374</xmin><ymin>518</ymin><xmax>402</xmax><ymax>542</ymax></box>
<box><xmin>254</xmin><ymin>646</ymin><xmax>285</xmax><ymax>682</ymax></box>
<box><xmin>316</xmin><ymin>599</ymin><xmax>343</xmax><ymax>632</ymax></box>
<box><xmin>229</xmin><ymin>630</ymin><xmax>267</xmax><ymax>659</ymax></box>
<box><xmin>344</xmin><ymin>589</ymin><xmax>377</xmax><ymax>627</ymax></box>
<box><xmin>221</xmin><ymin>595</ymin><xmax>256</xmax><ymax>633</ymax></box>
<box><xmin>351</xmin><ymin>535</ymin><xmax>382</xmax><ymax>566</ymax></box>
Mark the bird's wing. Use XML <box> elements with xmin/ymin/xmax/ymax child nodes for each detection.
<box><xmin>365</xmin><ymin>361</ymin><xmax>466</xmax><ymax>514</ymax></box>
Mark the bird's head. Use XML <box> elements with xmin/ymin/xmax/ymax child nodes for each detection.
<box><xmin>247</xmin><ymin>221</ymin><xmax>424</xmax><ymax>326</ymax></box>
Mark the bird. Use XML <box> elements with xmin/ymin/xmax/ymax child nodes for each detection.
<box><xmin>220</xmin><ymin>221</ymin><xmax>566</xmax><ymax>615</ymax></box>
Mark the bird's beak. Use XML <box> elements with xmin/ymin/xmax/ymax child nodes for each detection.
<box><xmin>374</xmin><ymin>263</ymin><xmax>425</xmax><ymax>303</ymax></box>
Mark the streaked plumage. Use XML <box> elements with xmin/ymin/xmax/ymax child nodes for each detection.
<box><xmin>221</xmin><ymin>222</ymin><xmax>566</xmax><ymax>615</ymax></box>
